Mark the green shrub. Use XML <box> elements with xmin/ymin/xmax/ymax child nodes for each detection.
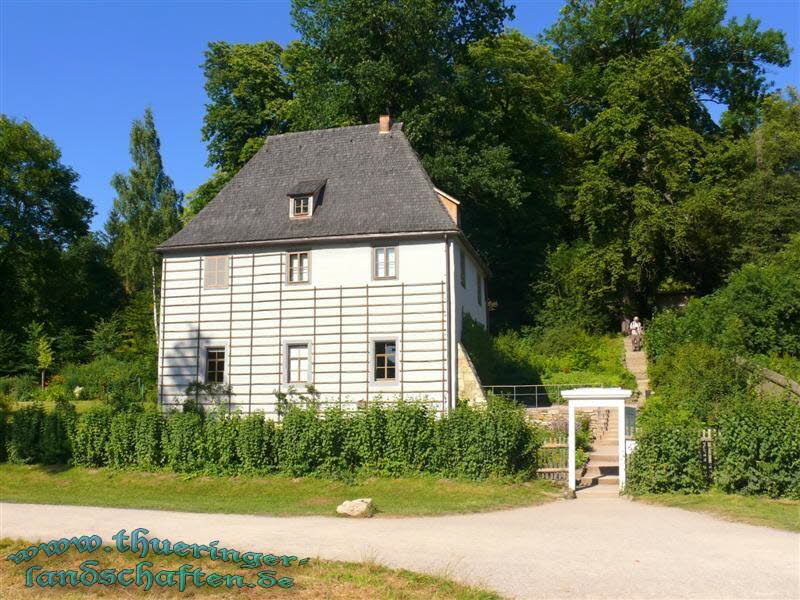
<box><xmin>627</xmin><ymin>399</ymin><xmax>708</xmax><ymax>494</ymax></box>
<box><xmin>6</xmin><ymin>403</ymin><xmax>45</xmax><ymax>464</ymax></box>
<box><xmin>236</xmin><ymin>413</ymin><xmax>277</xmax><ymax>472</ymax></box>
<box><xmin>133</xmin><ymin>412</ymin><xmax>164</xmax><ymax>469</ymax></box>
<box><xmin>162</xmin><ymin>413</ymin><xmax>204</xmax><ymax>472</ymax></box>
<box><xmin>108</xmin><ymin>413</ymin><xmax>139</xmax><ymax>468</ymax></box>
<box><xmin>346</xmin><ymin>403</ymin><xmax>387</xmax><ymax>471</ymax></box>
<box><xmin>383</xmin><ymin>402</ymin><xmax>434</xmax><ymax>475</ymax></box>
<box><xmin>203</xmin><ymin>413</ymin><xmax>240</xmax><ymax>473</ymax></box>
<box><xmin>647</xmin><ymin>235</ymin><xmax>800</xmax><ymax>365</ymax></box>
<box><xmin>278</xmin><ymin>406</ymin><xmax>326</xmax><ymax>476</ymax></box>
<box><xmin>714</xmin><ymin>394</ymin><xmax>800</xmax><ymax>499</ymax></box>
<box><xmin>649</xmin><ymin>342</ymin><xmax>750</xmax><ymax>422</ymax></box>
<box><xmin>0</xmin><ymin>376</ymin><xmax>38</xmax><ymax>403</ymax></box>
<box><xmin>58</xmin><ymin>356</ymin><xmax>154</xmax><ymax>409</ymax></box>
<box><xmin>39</xmin><ymin>396</ymin><xmax>77</xmax><ymax>464</ymax></box>
<box><xmin>71</xmin><ymin>408</ymin><xmax>112</xmax><ymax>467</ymax></box>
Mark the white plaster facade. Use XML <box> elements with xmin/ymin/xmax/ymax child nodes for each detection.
<box><xmin>158</xmin><ymin>234</ymin><xmax>487</xmax><ymax>416</ymax></box>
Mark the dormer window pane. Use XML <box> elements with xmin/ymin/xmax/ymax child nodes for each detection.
<box><xmin>292</xmin><ymin>196</ymin><xmax>310</xmax><ymax>217</ymax></box>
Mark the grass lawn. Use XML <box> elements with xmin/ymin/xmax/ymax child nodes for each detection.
<box><xmin>12</xmin><ymin>399</ymin><xmax>101</xmax><ymax>414</ymax></box>
<box><xmin>0</xmin><ymin>538</ymin><xmax>500</xmax><ymax>599</ymax></box>
<box><xmin>0</xmin><ymin>464</ymin><xmax>558</xmax><ymax>517</ymax></box>
<box><xmin>633</xmin><ymin>490</ymin><xmax>800</xmax><ymax>533</ymax></box>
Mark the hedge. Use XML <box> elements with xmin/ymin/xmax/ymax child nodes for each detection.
<box><xmin>3</xmin><ymin>397</ymin><xmax>542</xmax><ymax>480</ymax></box>
<box><xmin>627</xmin><ymin>394</ymin><xmax>800</xmax><ymax>499</ymax></box>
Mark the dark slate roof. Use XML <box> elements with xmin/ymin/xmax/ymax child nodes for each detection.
<box><xmin>288</xmin><ymin>179</ymin><xmax>326</xmax><ymax>197</ymax></box>
<box><xmin>158</xmin><ymin>122</ymin><xmax>459</xmax><ymax>250</ymax></box>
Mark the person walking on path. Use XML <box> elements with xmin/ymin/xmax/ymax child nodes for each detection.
<box><xmin>630</xmin><ymin>316</ymin><xmax>643</xmax><ymax>351</ymax></box>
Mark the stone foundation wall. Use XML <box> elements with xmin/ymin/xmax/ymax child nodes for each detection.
<box><xmin>457</xmin><ymin>342</ymin><xmax>487</xmax><ymax>405</ymax></box>
<box><xmin>526</xmin><ymin>406</ymin><xmax>612</xmax><ymax>438</ymax></box>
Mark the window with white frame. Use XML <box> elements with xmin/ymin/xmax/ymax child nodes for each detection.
<box><xmin>373</xmin><ymin>246</ymin><xmax>397</xmax><ymax>279</ymax></box>
<box><xmin>205</xmin><ymin>348</ymin><xmax>225</xmax><ymax>383</ymax></box>
<box><xmin>291</xmin><ymin>196</ymin><xmax>311</xmax><ymax>218</ymax></box>
<box><xmin>204</xmin><ymin>256</ymin><xmax>229</xmax><ymax>289</ymax></box>
<box><xmin>287</xmin><ymin>344</ymin><xmax>309</xmax><ymax>383</ymax></box>
<box><xmin>287</xmin><ymin>251</ymin><xmax>310</xmax><ymax>283</ymax></box>
<box><xmin>374</xmin><ymin>340</ymin><xmax>397</xmax><ymax>381</ymax></box>
<box><xmin>459</xmin><ymin>249</ymin><xmax>466</xmax><ymax>287</ymax></box>
<box><xmin>477</xmin><ymin>273</ymin><xmax>483</xmax><ymax>305</ymax></box>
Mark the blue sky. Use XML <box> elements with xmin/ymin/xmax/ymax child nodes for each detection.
<box><xmin>2</xmin><ymin>1</ymin><xmax>798</xmax><ymax>231</ymax></box>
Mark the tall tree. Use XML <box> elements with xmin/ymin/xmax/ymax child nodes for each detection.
<box><xmin>0</xmin><ymin>117</ymin><xmax>118</xmax><ymax>370</ymax></box>
<box><xmin>546</xmin><ymin>0</ymin><xmax>790</xmax><ymax>132</ymax></box>
<box><xmin>106</xmin><ymin>108</ymin><xmax>182</xmax><ymax>294</ymax></box>
<box><xmin>541</xmin><ymin>0</ymin><xmax>790</xmax><ymax>320</ymax></box>
<box><xmin>290</xmin><ymin>0</ymin><xmax>513</xmax><ymax>122</ymax></box>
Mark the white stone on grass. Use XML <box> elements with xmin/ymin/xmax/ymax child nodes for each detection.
<box><xmin>336</xmin><ymin>498</ymin><xmax>375</xmax><ymax>518</ymax></box>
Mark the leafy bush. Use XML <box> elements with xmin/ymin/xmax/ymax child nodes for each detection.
<box><xmin>203</xmin><ymin>413</ymin><xmax>241</xmax><ymax>473</ymax></box>
<box><xmin>58</xmin><ymin>356</ymin><xmax>154</xmax><ymax>410</ymax></box>
<box><xmin>108</xmin><ymin>413</ymin><xmax>139</xmax><ymax>468</ymax></box>
<box><xmin>647</xmin><ymin>235</ymin><xmax>800</xmax><ymax>365</ymax></box>
<box><xmin>627</xmin><ymin>399</ymin><xmax>708</xmax><ymax>494</ymax></box>
<box><xmin>6</xmin><ymin>403</ymin><xmax>45</xmax><ymax>464</ymax></box>
<box><xmin>71</xmin><ymin>407</ymin><xmax>112</xmax><ymax>467</ymax></box>
<box><xmin>2</xmin><ymin>399</ymin><xmax>544</xmax><ymax>481</ymax></box>
<box><xmin>133</xmin><ymin>412</ymin><xmax>164</xmax><ymax>469</ymax></box>
<box><xmin>0</xmin><ymin>376</ymin><xmax>38</xmax><ymax>403</ymax></box>
<box><xmin>162</xmin><ymin>412</ymin><xmax>204</xmax><ymax>472</ymax></box>
<box><xmin>39</xmin><ymin>395</ymin><xmax>76</xmax><ymax>464</ymax></box>
<box><xmin>236</xmin><ymin>413</ymin><xmax>277</xmax><ymax>473</ymax></box>
<box><xmin>714</xmin><ymin>394</ymin><xmax>800</xmax><ymax>499</ymax></box>
<box><xmin>649</xmin><ymin>342</ymin><xmax>751</xmax><ymax>422</ymax></box>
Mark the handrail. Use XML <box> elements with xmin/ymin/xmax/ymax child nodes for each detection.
<box><xmin>482</xmin><ymin>383</ymin><xmax>603</xmax><ymax>407</ymax></box>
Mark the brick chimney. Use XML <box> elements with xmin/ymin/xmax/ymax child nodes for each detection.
<box><xmin>379</xmin><ymin>114</ymin><xmax>392</xmax><ymax>133</ymax></box>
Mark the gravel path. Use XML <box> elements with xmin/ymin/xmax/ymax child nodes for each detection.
<box><xmin>1</xmin><ymin>498</ymin><xmax>798</xmax><ymax>599</ymax></box>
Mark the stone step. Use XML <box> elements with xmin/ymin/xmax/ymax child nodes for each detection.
<box><xmin>582</xmin><ymin>465</ymin><xmax>619</xmax><ymax>478</ymax></box>
<box><xmin>580</xmin><ymin>475</ymin><xmax>620</xmax><ymax>486</ymax></box>
<box><xmin>588</xmin><ymin>453</ymin><xmax>618</xmax><ymax>462</ymax></box>
<box><xmin>586</xmin><ymin>459</ymin><xmax>619</xmax><ymax>468</ymax></box>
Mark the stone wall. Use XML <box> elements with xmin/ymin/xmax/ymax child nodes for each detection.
<box><xmin>526</xmin><ymin>406</ymin><xmax>612</xmax><ymax>438</ymax></box>
<box><xmin>457</xmin><ymin>342</ymin><xmax>487</xmax><ymax>405</ymax></box>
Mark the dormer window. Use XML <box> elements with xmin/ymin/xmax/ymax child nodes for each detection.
<box><xmin>292</xmin><ymin>196</ymin><xmax>311</xmax><ymax>218</ymax></box>
<box><xmin>288</xmin><ymin>179</ymin><xmax>326</xmax><ymax>220</ymax></box>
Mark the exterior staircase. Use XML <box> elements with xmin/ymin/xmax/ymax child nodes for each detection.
<box><xmin>624</xmin><ymin>335</ymin><xmax>650</xmax><ymax>401</ymax></box>
<box><xmin>577</xmin><ymin>428</ymin><xmax>620</xmax><ymax>498</ymax></box>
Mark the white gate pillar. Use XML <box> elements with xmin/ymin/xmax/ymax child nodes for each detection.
<box><xmin>562</xmin><ymin>387</ymin><xmax>632</xmax><ymax>492</ymax></box>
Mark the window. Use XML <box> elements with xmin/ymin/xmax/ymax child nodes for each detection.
<box><xmin>459</xmin><ymin>249</ymin><xmax>466</xmax><ymax>287</ymax></box>
<box><xmin>287</xmin><ymin>344</ymin><xmax>309</xmax><ymax>383</ymax></box>
<box><xmin>287</xmin><ymin>251</ymin><xmax>310</xmax><ymax>283</ymax></box>
<box><xmin>204</xmin><ymin>256</ymin><xmax>229</xmax><ymax>289</ymax></box>
<box><xmin>205</xmin><ymin>348</ymin><xmax>225</xmax><ymax>384</ymax></box>
<box><xmin>373</xmin><ymin>246</ymin><xmax>397</xmax><ymax>279</ymax></box>
<box><xmin>374</xmin><ymin>340</ymin><xmax>397</xmax><ymax>381</ymax></box>
<box><xmin>477</xmin><ymin>273</ymin><xmax>483</xmax><ymax>306</ymax></box>
<box><xmin>291</xmin><ymin>196</ymin><xmax>311</xmax><ymax>218</ymax></box>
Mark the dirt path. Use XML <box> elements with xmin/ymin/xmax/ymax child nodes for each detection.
<box><xmin>624</xmin><ymin>335</ymin><xmax>650</xmax><ymax>400</ymax></box>
<box><xmin>2</xmin><ymin>499</ymin><xmax>797</xmax><ymax>599</ymax></box>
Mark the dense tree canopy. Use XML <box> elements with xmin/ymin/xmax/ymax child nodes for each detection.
<box><xmin>0</xmin><ymin>117</ymin><xmax>120</xmax><ymax>372</ymax></box>
<box><xmin>184</xmin><ymin>0</ymin><xmax>791</xmax><ymax>329</ymax></box>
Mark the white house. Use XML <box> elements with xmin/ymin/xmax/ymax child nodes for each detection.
<box><xmin>156</xmin><ymin>117</ymin><xmax>488</xmax><ymax>416</ymax></box>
